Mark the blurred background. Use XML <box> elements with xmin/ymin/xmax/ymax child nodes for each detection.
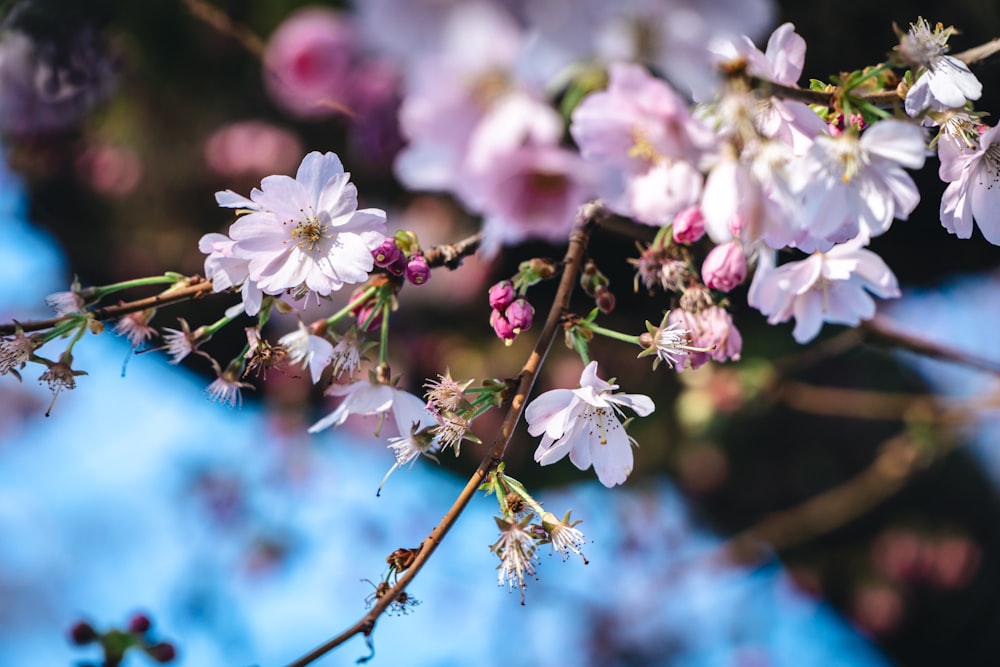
<box><xmin>2</xmin><ymin>0</ymin><xmax>1000</xmax><ymax>665</ymax></box>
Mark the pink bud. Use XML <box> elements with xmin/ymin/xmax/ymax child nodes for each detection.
<box><xmin>672</xmin><ymin>205</ymin><xmax>705</xmax><ymax>244</ymax></box>
<box><xmin>386</xmin><ymin>252</ymin><xmax>407</xmax><ymax>276</ymax></box>
<box><xmin>372</xmin><ymin>239</ymin><xmax>401</xmax><ymax>267</ymax></box>
<box><xmin>595</xmin><ymin>286</ymin><xmax>615</xmax><ymax>314</ymax></box>
<box><xmin>701</xmin><ymin>241</ymin><xmax>746</xmax><ymax>292</ymax></box>
<box><xmin>490</xmin><ymin>309</ymin><xmax>517</xmax><ymax>342</ymax></box>
<box><xmin>488</xmin><ymin>280</ymin><xmax>515</xmax><ymax>311</ymax></box>
<box><xmin>404</xmin><ymin>255</ymin><xmax>430</xmax><ymax>285</ymax></box>
<box><xmin>505</xmin><ymin>298</ymin><xmax>534</xmax><ymax>332</ymax></box>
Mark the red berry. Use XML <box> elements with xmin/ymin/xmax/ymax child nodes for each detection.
<box><xmin>128</xmin><ymin>613</ymin><xmax>152</xmax><ymax>634</ymax></box>
<box><xmin>147</xmin><ymin>641</ymin><xmax>177</xmax><ymax>663</ymax></box>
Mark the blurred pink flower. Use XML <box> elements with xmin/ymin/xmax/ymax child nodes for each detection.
<box><xmin>263</xmin><ymin>7</ymin><xmax>360</xmax><ymax>119</ymax></box>
<box><xmin>701</xmin><ymin>241</ymin><xmax>747</xmax><ymax>292</ymax></box>
<box><xmin>204</xmin><ymin>121</ymin><xmax>302</xmax><ymax>177</ymax></box>
<box><xmin>75</xmin><ymin>144</ymin><xmax>142</xmax><ymax>196</ymax></box>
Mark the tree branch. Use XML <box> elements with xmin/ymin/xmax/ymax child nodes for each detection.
<box><xmin>283</xmin><ymin>202</ymin><xmax>606</xmax><ymax>667</ymax></box>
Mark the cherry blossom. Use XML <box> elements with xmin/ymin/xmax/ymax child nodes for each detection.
<box><xmin>212</xmin><ymin>151</ymin><xmax>387</xmax><ymax>303</ymax></box>
<box><xmin>308</xmin><ymin>378</ymin><xmax>435</xmax><ymax>439</ymax></box>
<box><xmin>938</xmin><ymin>124</ymin><xmax>1000</xmax><ymax>245</ymax></box>
<box><xmin>748</xmin><ymin>240</ymin><xmax>901</xmax><ymax>343</ymax></box>
<box><xmin>526</xmin><ymin>361</ymin><xmax>654</xmax><ymax>487</ymax></box>
<box><xmin>897</xmin><ymin>18</ymin><xmax>982</xmax><ymax>117</ymax></box>
<box><xmin>793</xmin><ymin>120</ymin><xmax>926</xmax><ymax>246</ymax></box>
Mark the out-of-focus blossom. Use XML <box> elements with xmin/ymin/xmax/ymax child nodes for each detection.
<box><xmin>307</xmin><ymin>378</ymin><xmax>434</xmax><ymax>438</ymax></box>
<box><xmin>748</xmin><ymin>240</ymin><xmax>900</xmax><ymax>343</ymax></box>
<box><xmin>75</xmin><ymin>144</ymin><xmax>143</xmax><ymax>196</ymax></box>
<box><xmin>701</xmin><ymin>241</ymin><xmax>747</xmax><ymax>292</ymax></box>
<box><xmin>526</xmin><ymin>360</ymin><xmax>654</xmax><ymax>487</ymax></box>
<box><xmin>263</xmin><ymin>7</ymin><xmax>359</xmax><ymax>119</ymax></box>
<box><xmin>204</xmin><ymin>121</ymin><xmax>303</xmax><ymax>177</ymax></box>
<box><xmin>571</xmin><ymin>62</ymin><xmax>713</xmax><ymax>225</ymax></box>
<box><xmin>711</xmin><ymin>23</ymin><xmax>826</xmax><ymax>152</ymax></box>
<box><xmin>793</xmin><ymin>120</ymin><xmax>926</xmax><ymax>245</ymax></box>
<box><xmin>701</xmin><ymin>151</ymin><xmax>764</xmax><ymax>244</ymax></box>
<box><xmin>211</xmin><ymin>151</ymin><xmax>387</xmax><ymax>303</ymax></box>
<box><xmin>938</xmin><ymin>123</ymin><xmax>1000</xmax><ymax>245</ymax></box>
<box><xmin>0</xmin><ymin>27</ymin><xmax>115</xmax><ymax>136</ymax></box>
<box><xmin>897</xmin><ymin>18</ymin><xmax>982</xmax><ymax>117</ymax></box>
<box><xmin>114</xmin><ymin>310</ymin><xmax>157</xmax><ymax>349</ymax></box>
<box><xmin>205</xmin><ymin>360</ymin><xmax>252</xmax><ymax>408</ymax></box>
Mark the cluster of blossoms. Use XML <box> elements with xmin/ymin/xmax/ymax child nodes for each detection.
<box><xmin>7</xmin><ymin>1</ymin><xmax>1000</xmax><ymax>638</ymax></box>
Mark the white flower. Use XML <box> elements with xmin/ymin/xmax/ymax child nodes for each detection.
<box><xmin>525</xmin><ymin>361</ymin><xmax>655</xmax><ymax>488</ymax></box>
<box><xmin>278</xmin><ymin>322</ymin><xmax>334</xmax><ymax>384</ymax></box>
<box><xmin>307</xmin><ymin>378</ymin><xmax>434</xmax><ymax>437</ymax></box>
<box><xmin>214</xmin><ymin>151</ymin><xmax>387</xmax><ymax>300</ymax></box>
<box><xmin>899</xmin><ymin>18</ymin><xmax>982</xmax><ymax>116</ymax></box>
<box><xmin>540</xmin><ymin>511</ymin><xmax>587</xmax><ymax>563</ymax></box>
<box><xmin>793</xmin><ymin>120</ymin><xmax>926</xmax><ymax>245</ymax></box>
<box><xmin>938</xmin><ymin>124</ymin><xmax>1000</xmax><ymax>245</ymax></box>
<box><xmin>748</xmin><ymin>239</ymin><xmax>900</xmax><ymax>343</ymax></box>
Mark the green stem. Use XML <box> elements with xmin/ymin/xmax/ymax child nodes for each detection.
<box><xmin>379</xmin><ymin>299</ymin><xmax>391</xmax><ymax>367</ymax></box>
<box><xmin>323</xmin><ymin>285</ymin><xmax>378</xmax><ymax>328</ymax></box>
<box><xmin>93</xmin><ymin>273</ymin><xmax>185</xmax><ymax>298</ymax></box>
<box><xmin>586</xmin><ymin>322</ymin><xmax>641</xmax><ymax>346</ymax></box>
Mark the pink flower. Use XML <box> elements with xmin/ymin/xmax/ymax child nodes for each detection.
<box><xmin>263</xmin><ymin>7</ymin><xmax>359</xmax><ymax>118</ymax></box>
<box><xmin>570</xmin><ymin>63</ymin><xmax>713</xmax><ymax>225</ymax></box>
<box><xmin>667</xmin><ymin>307</ymin><xmax>742</xmax><ymax>370</ymax></box>
<box><xmin>213</xmin><ymin>151</ymin><xmax>387</xmax><ymax>300</ymax></box>
<box><xmin>198</xmin><ymin>233</ymin><xmax>263</xmax><ymax>317</ymax></box>
<box><xmin>701</xmin><ymin>241</ymin><xmax>747</xmax><ymax>292</ymax></box>
<box><xmin>204</xmin><ymin>121</ymin><xmax>303</xmax><ymax>177</ymax></box>
<box><xmin>526</xmin><ymin>361</ymin><xmax>654</xmax><ymax>487</ymax></box>
<box><xmin>938</xmin><ymin>124</ymin><xmax>1000</xmax><ymax>245</ymax></box>
<box><xmin>793</xmin><ymin>120</ymin><xmax>926</xmax><ymax>245</ymax></box>
<box><xmin>748</xmin><ymin>240</ymin><xmax>900</xmax><ymax>343</ymax></box>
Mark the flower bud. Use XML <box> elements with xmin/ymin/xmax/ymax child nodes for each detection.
<box><xmin>701</xmin><ymin>241</ymin><xmax>746</xmax><ymax>292</ymax></box>
<box><xmin>146</xmin><ymin>641</ymin><xmax>177</xmax><ymax>663</ymax></box>
<box><xmin>386</xmin><ymin>252</ymin><xmax>407</xmax><ymax>276</ymax></box>
<box><xmin>594</xmin><ymin>286</ymin><xmax>615</xmax><ymax>314</ymax></box>
<box><xmin>372</xmin><ymin>238</ymin><xmax>401</xmax><ymax>267</ymax></box>
<box><xmin>672</xmin><ymin>205</ymin><xmax>705</xmax><ymax>244</ymax></box>
<box><xmin>488</xmin><ymin>280</ymin><xmax>515</xmax><ymax>311</ymax></box>
<box><xmin>127</xmin><ymin>613</ymin><xmax>152</xmax><ymax>634</ymax></box>
<box><xmin>490</xmin><ymin>309</ymin><xmax>516</xmax><ymax>344</ymax></box>
<box><xmin>404</xmin><ymin>255</ymin><xmax>430</xmax><ymax>285</ymax></box>
<box><xmin>69</xmin><ymin>621</ymin><xmax>98</xmax><ymax>646</ymax></box>
<box><xmin>505</xmin><ymin>298</ymin><xmax>534</xmax><ymax>333</ymax></box>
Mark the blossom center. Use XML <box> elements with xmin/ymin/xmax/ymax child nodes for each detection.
<box><xmin>583</xmin><ymin>405</ymin><xmax>613</xmax><ymax>445</ymax></box>
<box><xmin>289</xmin><ymin>210</ymin><xmax>330</xmax><ymax>253</ymax></box>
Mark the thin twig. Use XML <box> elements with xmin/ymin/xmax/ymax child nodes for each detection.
<box><xmin>861</xmin><ymin>316</ymin><xmax>1000</xmax><ymax>375</ymax></box>
<box><xmin>283</xmin><ymin>202</ymin><xmax>605</xmax><ymax>667</ymax></box>
<box><xmin>181</xmin><ymin>0</ymin><xmax>265</xmax><ymax>57</ymax></box>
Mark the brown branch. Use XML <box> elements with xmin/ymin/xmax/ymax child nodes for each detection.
<box><xmin>283</xmin><ymin>201</ymin><xmax>606</xmax><ymax>667</ymax></box>
<box><xmin>861</xmin><ymin>316</ymin><xmax>1000</xmax><ymax>375</ymax></box>
<box><xmin>723</xmin><ymin>432</ymin><xmax>925</xmax><ymax>565</ymax></box>
<box><xmin>0</xmin><ymin>279</ymin><xmax>216</xmax><ymax>336</ymax></box>
<box><xmin>423</xmin><ymin>232</ymin><xmax>482</xmax><ymax>270</ymax></box>
<box><xmin>181</xmin><ymin>0</ymin><xmax>265</xmax><ymax>57</ymax></box>
<box><xmin>954</xmin><ymin>38</ymin><xmax>1000</xmax><ymax>65</ymax></box>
